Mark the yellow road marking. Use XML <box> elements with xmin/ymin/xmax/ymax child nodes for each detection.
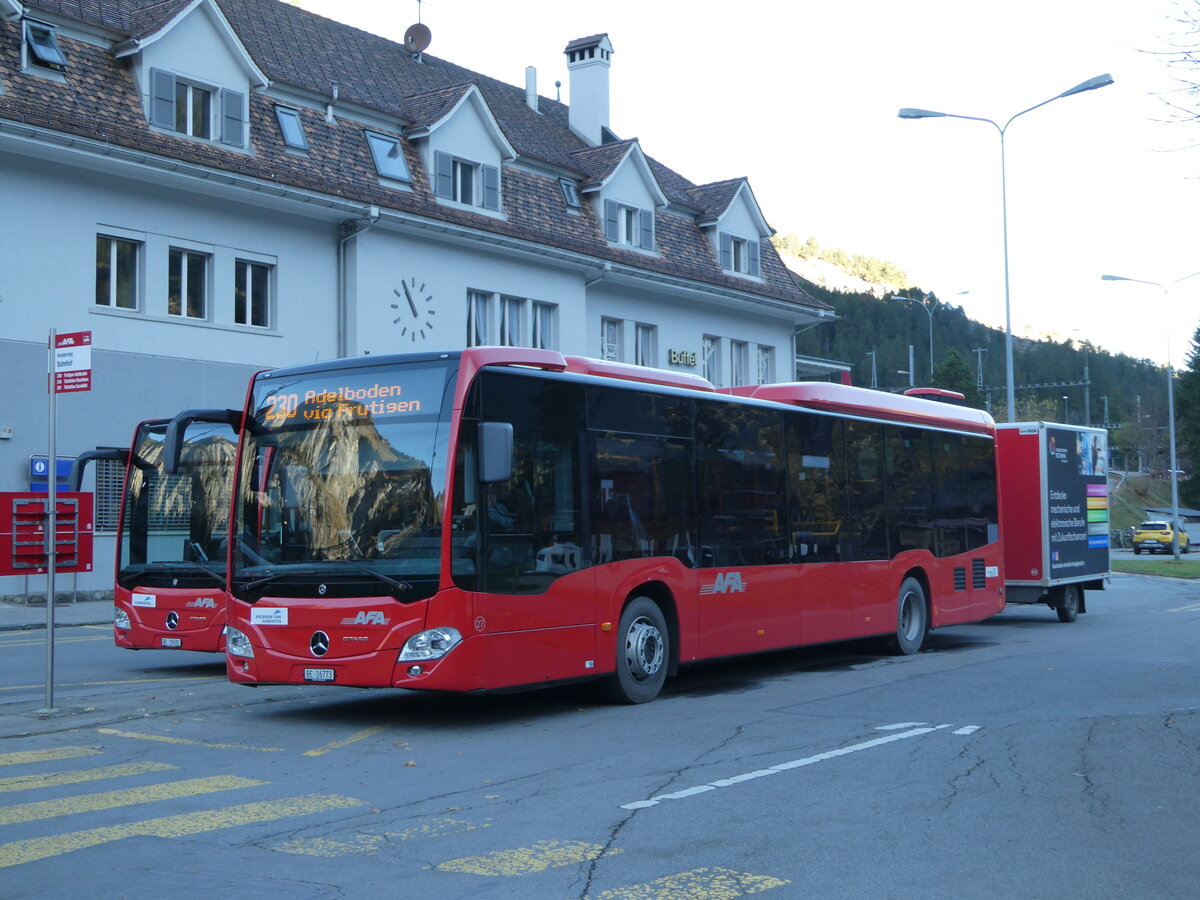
<box><xmin>0</xmin><ymin>748</ymin><xmax>101</xmax><ymax>768</ymax></box>
<box><xmin>0</xmin><ymin>793</ymin><xmax>364</xmax><ymax>868</ymax></box>
<box><xmin>0</xmin><ymin>775</ymin><xmax>266</xmax><ymax>825</ymax></box>
<box><xmin>274</xmin><ymin>817</ymin><xmax>489</xmax><ymax>856</ymax></box>
<box><xmin>0</xmin><ymin>762</ymin><xmax>177</xmax><ymax>793</ymax></box>
<box><xmin>0</xmin><ymin>676</ymin><xmax>222</xmax><ymax>692</ymax></box>
<box><xmin>302</xmin><ymin>725</ymin><xmax>386</xmax><ymax>757</ymax></box>
<box><xmin>0</xmin><ymin>636</ymin><xmax>109</xmax><ymax>648</ymax></box>
<box><xmin>593</xmin><ymin>867</ymin><xmax>789</xmax><ymax>899</ymax></box>
<box><xmin>97</xmin><ymin>728</ymin><xmax>283</xmax><ymax>752</ymax></box>
<box><xmin>1168</xmin><ymin>602</ymin><xmax>1200</xmax><ymax>612</ymax></box>
<box><xmin>438</xmin><ymin>840</ymin><xmax>620</xmax><ymax>876</ymax></box>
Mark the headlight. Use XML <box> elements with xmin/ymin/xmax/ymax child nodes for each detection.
<box><xmin>226</xmin><ymin>626</ymin><xmax>255</xmax><ymax>659</ymax></box>
<box><xmin>398</xmin><ymin>627</ymin><xmax>462</xmax><ymax>662</ymax></box>
<box><xmin>114</xmin><ymin>606</ymin><xmax>130</xmax><ymax>629</ymax></box>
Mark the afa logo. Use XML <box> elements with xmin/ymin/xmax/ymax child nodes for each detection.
<box><xmin>340</xmin><ymin>610</ymin><xmax>390</xmax><ymax>626</ymax></box>
<box><xmin>699</xmin><ymin>571</ymin><xmax>747</xmax><ymax>595</ymax></box>
<box><xmin>187</xmin><ymin>597</ymin><xmax>218</xmax><ymax>609</ymax></box>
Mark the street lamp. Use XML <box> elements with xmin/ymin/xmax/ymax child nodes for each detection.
<box><xmin>1101</xmin><ymin>271</ymin><xmax>1200</xmax><ymax>560</ymax></box>
<box><xmin>1062</xmin><ymin>395</ymin><xmax>1069</xmax><ymax>424</ymax></box>
<box><xmin>900</xmin><ymin>73</ymin><xmax>1114</xmax><ymax>423</ymax></box>
<box><xmin>888</xmin><ymin>295</ymin><xmax>934</xmax><ymax>382</ymax></box>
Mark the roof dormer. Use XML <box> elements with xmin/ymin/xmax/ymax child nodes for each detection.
<box><xmin>572</xmin><ymin>140</ymin><xmax>667</xmax><ymax>254</ymax></box>
<box><xmin>405</xmin><ymin>83</ymin><xmax>517</xmax><ymax>217</ymax></box>
<box><xmin>114</xmin><ymin>0</ymin><xmax>268</xmax><ymax>151</ymax></box>
<box><xmin>692</xmin><ymin>178</ymin><xmax>772</xmax><ymax>279</ymax></box>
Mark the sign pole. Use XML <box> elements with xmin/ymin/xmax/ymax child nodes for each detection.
<box><xmin>44</xmin><ymin>328</ymin><xmax>58</xmax><ymax>713</ymax></box>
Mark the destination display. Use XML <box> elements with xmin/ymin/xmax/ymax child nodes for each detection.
<box><xmin>254</xmin><ymin>366</ymin><xmax>450</xmax><ymax>429</ymax></box>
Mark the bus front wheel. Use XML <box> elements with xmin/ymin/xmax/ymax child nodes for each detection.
<box><xmin>892</xmin><ymin>577</ymin><xmax>928</xmax><ymax>655</ymax></box>
<box><xmin>603</xmin><ymin>596</ymin><xmax>669</xmax><ymax>704</ymax></box>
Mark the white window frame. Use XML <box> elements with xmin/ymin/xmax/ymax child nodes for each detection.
<box><xmin>168</xmin><ymin>247</ymin><xmax>211</xmax><ymax>320</ymax></box>
<box><xmin>719</xmin><ymin>231</ymin><xmax>762</xmax><ymax>277</ymax></box>
<box><xmin>234</xmin><ymin>259</ymin><xmax>273</xmax><ymax>328</ymax></box>
<box><xmin>730</xmin><ymin>340</ymin><xmax>749</xmax><ymax>387</ymax></box>
<box><xmin>601</xmin><ymin>317</ymin><xmax>622</xmax><ymax>361</ymax></box>
<box><xmin>96</xmin><ymin>234</ymin><xmax>142</xmax><ymax>310</ymax></box>
<box><xmin>756</xmin><ymin>346</ymin><xmax>774</xmax><ymax>385</ymax></box>
<box><xmin>467</xmin><ymin>290</ymin><xmax>492</xmax><ymax>347</ymax></box>
<box><xmin>702</xmin><ymin>335</ymin><xmax>719</xmax><ymax>384</ymax></box>
<box><xmin>635</xmin><ymin>323</ymin><xmax>656</xmax><ymax>367</ymax></box>
<box><xmin>532</xmin><ymin>301</ymin><xmax>556</xmax><ymax>350</ymax></box>
<box><xmin>499</xmin><ymin>296</ymin><xmax>524</xmax><ymax>347</ymax></box>
<box><xmin>175</xmin><ymin>80</ymin><xmax>214</xmax><ymax>140</ymax></box>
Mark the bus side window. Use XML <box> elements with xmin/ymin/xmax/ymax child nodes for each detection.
<box><xmin>696</xmin><ymin>403</ymin><xmax>786</xmax><ymax>568</ymax></box>
<box><xmin>844</xmin><ymin>421</ymin><xmax>888</xmax><ymax>561</ymax></box>
<box><xmin>788</xmin><ymin>413</ymin><xmax>845</xmax><ymax>563</ymax></box>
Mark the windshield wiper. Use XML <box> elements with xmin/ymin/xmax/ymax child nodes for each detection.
<box><xmin>147</xmin><ymin>559</ymin><xmax>228</xmax><ymax>588</ymax></box>
<box><xmin>329</xmin><ymin>557</ymin><xmax>413</xmax><ymax>594</ymax></box>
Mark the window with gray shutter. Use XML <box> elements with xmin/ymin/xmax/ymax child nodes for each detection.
<box><xmin>640</xmin><ymin>209</ymin><xmax>655</xmax><ymax>251</ymax></box>
<box><xmin>434</xmin><ymin>151</ymin><xmax>454</xmax><ymax>199</ymax></box>
<box><xmin>482</xmin><ymin>165</ymin><xmax>500</xmax><ymax>210</ymax></box>
<box><xmin>221</xmin><ymin>89</ymin><xmax>245</xmax><ymax>146</ymax></box>
<box><xmin>151</xmin><ymin>69</ymin><xmax>176</xmax><ymax>129</ymax></box>
<box><xmin>748</xmin><ymin>240</ymin><xmax>761</xmax><ymax>277</ymax></box>
<box><xmin>719</xmin><ymin>232</ymin><xmax>733</xmax><ymax>270</ymax></box>
<box><xmin>604</xmin><ymin>200</ymin><xmax>619</xmax><ymax>242</ymax></box>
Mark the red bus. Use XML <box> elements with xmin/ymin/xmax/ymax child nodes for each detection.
<box><xmin>75</xmin><ymin>416</ymin><xmax>238</xmax><ymax>652</ymax></box>
<box><xmin>193</xmin><ymin>348</ymin><xmax>1002</xmax><ymax>703</ymax></box>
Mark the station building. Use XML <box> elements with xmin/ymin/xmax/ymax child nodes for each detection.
<box><xmin>0</xmin><ymin>0</ymin><xmax>841</xmax><ymax>596</ymax></box>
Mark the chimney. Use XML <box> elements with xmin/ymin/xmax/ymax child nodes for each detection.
<box><xmin>564</xmin><ymin>34</ymin><xmax>613</xmax><ymax>145</ymax></box>
<box><xmin>525</xmin><ymin>66</ymin><xmax>539</xmax><ymax>113</ymax></box>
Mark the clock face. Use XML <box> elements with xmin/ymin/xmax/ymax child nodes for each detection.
<box><xmin>391</xmin><ymin>277</ymin><xmax>436</xmax><ymax>341</ymax></box>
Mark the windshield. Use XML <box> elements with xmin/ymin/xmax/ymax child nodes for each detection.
<box><xmin>118</xmin><ymin>420</ymin><xmax>238</xmax><ymax>587</ymax></box>
<box><xmin>232</xmin><ymin>360</ymin><xmax>457</xmax><ymax>600</ymax></box>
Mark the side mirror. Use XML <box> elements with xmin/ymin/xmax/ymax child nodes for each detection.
<box><xmin>164</xmin><ymin>409</ymin><xmax>241</xmax><ymax>474</ymax></box>
<box><xmin>70</xmin><ymin>448</ymin><xmax>129</xmax><ymax>491</ymax></box>
<box><xmin>478</xmin><ymin>421</ymin><xmax>513</xmax><ymax>484</ymax></box>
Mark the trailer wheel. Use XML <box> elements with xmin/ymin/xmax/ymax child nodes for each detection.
<box><xmin>892</xmin><ymin>577</ymin><xmax>928</xmax><ymax>655</ymax></box>
<box><xmin>601</xmin><ymin>596</ymin><xmax>669</xmax><ymax>704</ymax></box>
<box><xmin>1133</xmin><ymin>546</ymin><xmax>1141</xmax><ymax>555</ymax></box>
<box><xmin>1055</xmin><ymin>584</ymin><xmax>1080</xmax><ymax>623</ymax></box>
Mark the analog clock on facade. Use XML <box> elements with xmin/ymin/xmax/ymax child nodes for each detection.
<box><xmin>391</xmin><ymin>277</ymin><xmax>436</xmax><ymax>341</ymax></box>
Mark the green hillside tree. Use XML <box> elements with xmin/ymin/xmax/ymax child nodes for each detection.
<box><xmin>932</xmin><ymin>349</ymin><xmax>982</xmax><ymax>407</ymax></box>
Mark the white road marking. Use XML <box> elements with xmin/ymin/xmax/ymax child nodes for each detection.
<box><xmin>621</xmin><ymin>725</ymin><xmax>956</xmax><ymax>810</ymax></box>
<box><xmin>953</xmin><ymin>726</ymin><xmax>982</xmax><ymax>735</ymax></box>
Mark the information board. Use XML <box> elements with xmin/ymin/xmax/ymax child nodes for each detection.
<box><xmin>1045</xmin><ymin>427</ymin><xmax>1109</xmax><ymax>578</ymax></box>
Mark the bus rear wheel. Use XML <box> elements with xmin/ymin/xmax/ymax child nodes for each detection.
<box><xmin>602</xmin><ymin>596</ymin><xmax>669</xmax><ymax>704</ymax></box>
<box><xmin>892</xmin><ymin>577</ymin><xmax>928</xmax><ymax>655</ymax></box>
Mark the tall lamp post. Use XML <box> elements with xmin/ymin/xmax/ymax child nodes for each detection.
<box><xmin>1101</xmin><ymin>271</ymin><xmax>1200</xmax><ymax>560</ymax></box>
<box><xmin>899</xmin><ymin>73</ymin><xmax>1114</xmax><ymax>423</ymax></box>
<box><xmin>888</xmin><ymin>295</ymin><xmax>934</xmax><ymax>382</ymax></box>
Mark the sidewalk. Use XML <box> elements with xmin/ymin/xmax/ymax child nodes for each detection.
<box><xmin>0</xmin><ymin>597</ymin><xmax>112</xmax><ymax>631</ymax></box>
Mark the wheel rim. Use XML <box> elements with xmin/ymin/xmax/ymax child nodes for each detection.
<box><xmin>900</xmin><ymin>589</ymin><xmax>921</xmax><ymax>642</ymax></box>
<box><xmin>624</xmin><ymin>616</ymin><xmax>664</xmax><ymax>684</ymax></box>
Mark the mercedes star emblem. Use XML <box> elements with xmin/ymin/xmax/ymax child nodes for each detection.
<box><xmin>310</xmin><ymin>631</ymin><xmax>330</xmax><ymax>657</ymax></box>
<box><xmin>165</xmin><ymin>611</ymin><xmax>179</xmax><ymax>630</ymax></box>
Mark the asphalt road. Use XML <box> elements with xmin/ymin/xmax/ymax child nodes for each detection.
<box><xmin>2</xmin><ymin>572</ymin><xmax>1198</xmax><ymax>898</ymax></box>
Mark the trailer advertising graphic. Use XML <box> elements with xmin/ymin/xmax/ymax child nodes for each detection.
<box><xmin>1045</xmin><ymin>427</ymin><xmax>1109</xmax><ymax>576</ymax></box>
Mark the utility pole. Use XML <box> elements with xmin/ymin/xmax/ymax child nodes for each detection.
<box><xmin>865</xmin><ymin>351</ymin><xmax>878</xmax><ymax>389</ymax></box>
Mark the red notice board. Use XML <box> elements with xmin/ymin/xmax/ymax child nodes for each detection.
<box><xmin>0</xmin><ymin>492</ymin><xmax>94</xmax><ymax>576</ymax></box>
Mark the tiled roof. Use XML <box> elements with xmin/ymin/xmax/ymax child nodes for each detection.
<box><xmin>564</xmin><ymin>34</ymin><xmax>608</xmax><ymax>52</ymax></box>
<box><xmin>12</xmin><ymin>0</ymin><xmax>827</xmax><ymax>313</ymax></box>
<box><xmin>687</xmin><ymin>178</ymin><xmax>747</xmax><ymax>220</ymax></box>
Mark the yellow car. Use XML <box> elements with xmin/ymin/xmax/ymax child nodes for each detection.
<box><xmin>1132</xmin><ymin>521</ymin><xmax>1191</xmax><ymax>554</ymax></box>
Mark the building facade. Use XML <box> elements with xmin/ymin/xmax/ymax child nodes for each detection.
<box><xmin>0</xmin><ymin>0</ymin><xmax>834</xmax><ymax>596</ymax></box>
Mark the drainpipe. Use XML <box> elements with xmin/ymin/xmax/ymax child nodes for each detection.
<box><xmin>337</xmin><ymin>205</ymin><xmax>379</xmax><ymax>357</ymax></box>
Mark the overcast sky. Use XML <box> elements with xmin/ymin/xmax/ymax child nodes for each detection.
<box><xmin>301</xmin><ymin>0</ymin><xmax>1200</xmax><ymax>367</ymax></box>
